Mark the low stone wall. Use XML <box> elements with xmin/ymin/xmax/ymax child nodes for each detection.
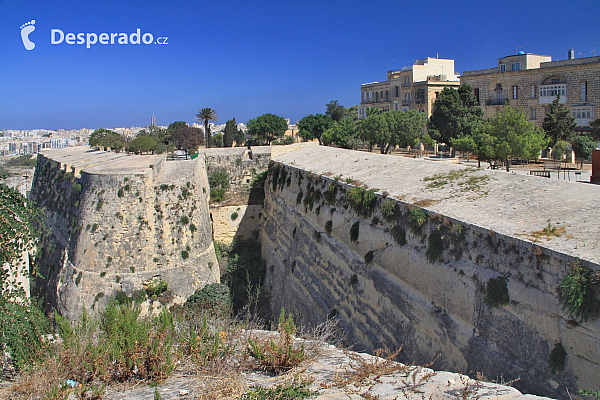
<box><xmin>211</xmin><ymin>204</ymin><xmax>263</xmax><ymax>245</ymax></box>
<box><xmin>260</xmin><ymin>147</ymin><xmax>600</xmax><ymax>399</ymax></box>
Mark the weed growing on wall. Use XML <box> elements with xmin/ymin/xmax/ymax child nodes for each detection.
<box><xmin>426</xmin><ymin>231</ymin><xmax>444</xmax><ymax>263</ymax></box>
<box><xmin>484</xmin><ymin>276</ymin><xmax>509</xmax><ymax>308</ymax></box>
<box><xmin>208</xmin><ymin>169</ymin><xmax>230</xmax><ymax>202</ymax></box>
<box><xmin>558</xmin><ymin>261</ymin><xmax>600</xmax><ymax>322</ymax></box>
<box><xmin>381</xmin><ymin>198</ymin><xmax>397</xmax><ymax>221</ymax></box>
<box><xmin>346</xmin><ymin>187</ymin><xmax>378</xmax><ymax>217</ymax></box>
<box><xmin>408</xmin><ymin>208</ymin><xmax>427</xmax><ymax>233</ymax></box>
<box><xmin>325</xmin><ymin>220</ymin><xmax>333</xmax><ymax>236</ymax></box>
<box><xmin>549</xmin><ymin>342</ymin><xmax>566</xmax><ymax>373</ymax></box>
<box><xmin>364</xmin><ymin>251</ymin><xmax>374</xmax><ymax>264</ymax></box>
<box><xmin>185</xmin><ymin>283</ymin><xmax>232</xmax><ymax>316</ymax></box>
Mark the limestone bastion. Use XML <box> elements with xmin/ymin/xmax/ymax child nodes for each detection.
<box><xmin>30</xmin><ymin>147</ymin><xmax>219</xmax><ymax>321</ymax></box>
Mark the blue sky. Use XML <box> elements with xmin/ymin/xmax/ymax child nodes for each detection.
<box><xmin>1</xmin><ymin>0</ymin><xmax>599</xmax><ymax>130</ymax></box>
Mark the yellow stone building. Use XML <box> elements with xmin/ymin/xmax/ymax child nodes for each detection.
<box><xmin>359</xmin><ymin>57</ymin><xmax>460</xmax><ymax>117</ymax></box>
<box><xmin>460</xmin><ymin>53</ymin><xmax>599</xmax><ymax>131</ymax></box>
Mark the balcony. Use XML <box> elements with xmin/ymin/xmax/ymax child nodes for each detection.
<box><xmin>402</xmin><ymin>83</ymin><xmax>411</xmax><ymax>88</ymax></box>
<box><xmin>487</xmin><ymin>99</ymin><xmax>509</xmax><ymax>106</ymax></box>
<box><xmin>402</xmin><ymin>100</ymin><xmax>412</xmax><ymax>106</ymax></box>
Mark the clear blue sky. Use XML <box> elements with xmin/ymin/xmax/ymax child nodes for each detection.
<box><xmin>1</xmin><ymin>0</ymin><xmax>599</xmax><ymax>130</ymax></box>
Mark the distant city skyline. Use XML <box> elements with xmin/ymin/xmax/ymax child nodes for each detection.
<box><xmin>1</xmin><ymin>0</ymin><xmax>599</xmax><ymax>130</ymax></box>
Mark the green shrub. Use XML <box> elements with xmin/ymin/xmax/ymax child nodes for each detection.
<box><xmin>484</xmin><ymin>276</ymin><xmax>509</xmax><ymax>308</ymax></box>
<box><xmin>408</xmin><ymin>208</ymin><xmax>427</xmax><ymax>232</ymax></box>
<box><xmin>381</xmin><ymin>198</ymin><xmax>396</xmax><ymax>220</ymax></box>
<box><xmin>426</xmin><ymin>231</ymin><xmax>444</xmax><ymax>263</ymax></box>
<box><xmin>244</xmin><ymin>381</ymin><xmax>313</xmax><ymax>399</ymax></box>
<box><xmin>296</xmin><ymin>191</ymin><xmax>303</xmax><ymax>205</ymax></box>
<box><xmin>346</xmin><ymin>187</ymin><xmax>378</xmax><ymax>217</ymax></box>
<box><xmin>247</xmin><ymin>308</ymin><xmax>305</xmax><ymax>373</ymax></box>
<box><xmin>231</xmin><ymin>211</ymin><xmax>239</xmax><ymax>221</ymax></box>
<box><xmin>189</xmin><ymin>223</ymin><xmax>197</xmax><ymax>234</ymax></box>
<box><xmin>250</xmin><ymin>170</ymin><xmax>267</xmax><ymax>188</ymax></box>
<box><xmin>181</xmin><ymin>250</ymin><xmax>189</xmax><ymax>260</ymax></box>
<box><xmin>55</xmin><ymin>302</ymin><xmax>175</xmax><ymax>383</ymax></box>
<box><xmin>549</xmin><ymin>342</ymin><xmax>567</xmax><ymax>373</ymax></box>
<box><xmin>208</xmin><ymin>170</ymin><xmax>230</xmax><ymax>201</ymax></box>
<box><xmin>71</xmin><ymin>182</ymin><xmax>83</xmax><ymax>197</ymax></box>
<box><xmin>180</xmin><ymin>215</ymin><xmax>189</xmax><ymax>225</ymax></box>
<box><xmin>185</xmin><ymin>283</ymin><xmax>231</xmax><ymax>315</ymax></box>
<box><xmin>96</xmin><ymin>199</ymin><xmax>103</xmax><ymax>211</ymax></box>
<box><xmin>117</xmin><ymin>188</ymin><xmax>124</xmax><ymax>198</ymax></box>
<box><xmin>145</xmin><ymin>279</ymin><xmax>168</xmax><ymax>299</ymax></box>
<box><xmin>558</xmin><ymin>261</ymin><xmax>600</xmax><ymax>322</ymax></box>
<box><xmin>350</xmin><ymin>274</ymin><xmax>358</xmax><ymax>286</ymax></box>
<box><xmin>350</xmin><ymin>221</ymin><xmax>360</xmax><ymax>242</ymax></box>
<box><xmin>324</xmin><ymin>183</ymin><xmax>337</xmax><ymax>205</ymax></box>
<box><xmin>579</xmin><ymin>390</ymin><xmax>600</xmax><ymax>400</ymax></box>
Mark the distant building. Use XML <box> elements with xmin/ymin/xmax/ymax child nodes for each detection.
<box><xmin>151</xmin><ymin>114</ymin><xmax>156</xmax><ymax>127</ymax></box>
<box><xmin>460</xmin><ymin>52</ymin><xmax>600</xmax><ymax>132</ymax></box>
<box><xmin>359</xmin><ymin>57</ymin><xmax>460</xmax><ymax>118</ymax></box>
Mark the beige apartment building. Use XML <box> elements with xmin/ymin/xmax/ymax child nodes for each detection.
<box><xmin>461</xmin><ymin>52</ymin><xmax>600</xmax><ymax>131</ymax></box>
<box><xmin>359</xmin><ymin>57</ymin><xmax>460</xmax><ymax>117</ymax></box>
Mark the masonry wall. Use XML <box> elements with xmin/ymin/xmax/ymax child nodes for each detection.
<box><xmin>260</xmin><ymin>161</ymin><xmax>600</xmax><ymax>399</ymax></box>
<box><xmin>30</xmin><ymin>154</ymin><xmax>218</xmax><ymax>321</ymax></box>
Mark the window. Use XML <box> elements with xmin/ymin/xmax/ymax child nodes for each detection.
<box><xmin>380</xmin><ymin>91</ymin><xmax>383</xmax><ymax>99</ymax></box>
<box><xmin>539</xmin><ymin>84</ymin><xmax>567</xmax><ymax>103</ymax></box>
<box><xmin>572</xmin><ymin>107</ymin><xmax>594</xmax><ymax>123</ymax></box>
<box><xmin>375</xmin><ymin>92</ymin><xmax>379</xmax><ymax>102</ymax></box>
<box><xmin>580</xmin><ymin>81</ymin><xmax>588</xmax><ymax>102</ymax></box>
<box><xmin>500</xmin><ymin>64</ymin><xmax>506</xmax><ymax>72</ymax></box>
<box><xmin>529</xmin><ymin>108</ymin><xmax>537</xmax><ymax>120</ymax></box>
<box><xmin>435</xmin><ymin>91</ymin><xmax>439</xmax><ymax>99</ymax></box>
<box><xmin>368</xmin><ymin>91</ymin><xmax>373</xmax><ymax>100</ymax></box>
<box><xmin>511</xmin><ymin>62</ymin><xmax>521</xmax><ymax>71</ymax></box>
<box><xmin>363</xmin><ymin>92</ymin><xmax>367</xmax><ymax>101</ymax></box>
<box><xmin>385</xmin><ymin>90</ymin><xmax>389</xmax><ymax>101</ymax></box>
<box><xmin>395</xmin><ymin>85</ymin><xmax>399</xmax><ymax>97</ymax></box>
<box><xmin>473</xmin><ymin>88</ymin><xmax>480</xmax><ymax>103</ymax></box>
<box><xmin>530</xmin><ymin>85</ymin><xmax>536</xmax><ymax>98</ymax></box>
<box><xmin>512</xmin><ymin>86</ymin><xmax>518</xmax><ymax>99</ymax></box>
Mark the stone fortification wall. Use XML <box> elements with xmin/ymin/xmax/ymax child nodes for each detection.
<box><xmin>260</xmin><ymin>146</ymin><xmax>599</xmax><ymax>399</ymax></box>
<box><xmin>30</xmin><ymin>148</ymin><xmax>218</xmax><ymax>321</ymax></box>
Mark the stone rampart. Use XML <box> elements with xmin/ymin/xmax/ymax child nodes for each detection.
<box><xmin>260</xmin><ymin>146</ymin><xmax>599</xmax><ymax>399</ymax></box>
<box><xmin>30</xmin><ymin>148</ymin><xmax>218</xmax><ymax>321</ymax></box>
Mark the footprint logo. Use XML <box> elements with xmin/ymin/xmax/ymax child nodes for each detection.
<box><xmin>20</xmin><ymin>20</ymin><xmax>36</xmax><ymax>50</ymax></box>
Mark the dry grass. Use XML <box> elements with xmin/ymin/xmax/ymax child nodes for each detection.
<box><xmin>413</xmin><ymin>199</ymin><xmax>439</xmax><ymax>208</ymax></box>
<box><xmin>530</xmin><ymin>222</ymin><xmax>567</xmax><ymax>241</ymax></box>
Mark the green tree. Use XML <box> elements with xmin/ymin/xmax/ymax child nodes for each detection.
<box><xmin>542</xmin><ymin>95</ymin><xmax>576</xmax><ymax>146</ymax></box>
<box><xmin>223</xmin><ymin>118</ymin><xmax>237</xmax><ymax>147</ymax></box>
<box><xmin>234</xmin><ymin>128</ymin><xmax>246</xmax><ymax>147</ymax></box>
<box><xmin>325</xmin><ymin>100</ymin><xmax>346</xmax><ymax>122</ymax></box>
<box><xmin>196</xmin><ymin>108</ymin><xmax>218</xmax><ymax>148</ymax></box>
<box><xmin>172</xmin><ymin>126</ymin><xmax>202</xmax><ymax>158</ymax></box>
<box><xmin>571</xmin><ymin>135</ymin><xmax>598</xmax><ymax>168</ymax></box>
<box><xmin>479</xmin><ymin>107</ymin><xmax>548</xmax><ymax>171</ymax></box>
<box><xmin>297</xmin><ymin>114</ymin><xmax>332</xmax><ymax>145</ymax></box>
<box><xmin>127</xmin><ymin>136</ymin><xmax>157</xmax><ymax>154</ymax></box>
<box><xmin>359</xmin><ymin>110</ymin><xmax>426</xmax><ymax>154</ymax></box>
<box><xmin>321</xmin><ymin>117</ymin><xmax>357</xmax><ymax>148</ymax></box>
<box><xmin>89</xmin><ymin>128</ymin><xmax>117</xmax><ymax>150</ymax></box>
<box><xmin>0</xmin><ymin>184</ymin><xmax>49</xmax><ymax>370</ymax></box>
<box><xmin>247</xmin><ymin>113</ymin><xmax>288</xmax><ymax>145</ymax></box>
<box><xmin>428</xmin><ymin>84</ymin><xmax>483</xmax><ymax>145</ymax></box>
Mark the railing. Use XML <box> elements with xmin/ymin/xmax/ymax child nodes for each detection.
<box><xmin>402</xmin><ymin>100</ymin><xmax>411</xmax><ymax>106</ymax></box>
<box><xmin>487</xmin><ymin>99</ymin><xmax>509</xmax><ymax>106</ymax></box>
<box><xmin>402</xmin><ymin>83</ymin><xmax>411</xmax><ymax>88</ymax></box>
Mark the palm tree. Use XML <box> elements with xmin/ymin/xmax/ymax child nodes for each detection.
<box><xmin>196</xmin><ymin>108</ymin><xmax>218</xmax><ymax>148</ymax></box>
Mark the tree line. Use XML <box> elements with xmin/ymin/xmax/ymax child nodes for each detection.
<box><xmin>90</xmin><ymin>92</ymin><xmax>599</xmax><ymax>168</ymax></box>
